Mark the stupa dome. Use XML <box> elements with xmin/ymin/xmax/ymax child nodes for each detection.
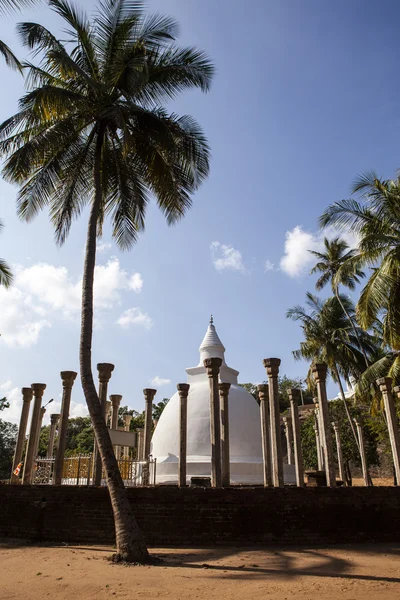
<box><xmin>151</xmin><ymin>318</ymin><xmax>295</xmax><ymax>485</ymax></box>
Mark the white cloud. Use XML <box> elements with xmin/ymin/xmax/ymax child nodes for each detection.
<box><xmin>97</xmin><ymin>242</ymin><xmax>112</xmax><ymax>254</ymax></box>
<box><xmin>0</xmin><ymin>258</ymin><xmax>145</xmax><ymax>347</ymax></box>
<box><xmin>150</xmin><ymin>376</ymin><xmax>171</xmax><ymax>387</ymax></box>
<box><xmin>116</xmin><ymin>307</ymin><xmax>153</xmax><ymax>330</ymax></box>
<box><xmin>279</xmin><ymin>226</ymin><xmax>359</xmax><ymax>278</ymax></box>
<box><xmin>210</xmin><ymin>241</ymin><xmax>246</xmax><ymax>273</ymax></box>
<box><xmin>0</xmin><ymin>380</ymin><xmax>88</xmax><ymax>426</ymax></box>
<box><xmin>264</xmin><ymin>259</ymin><xmax>275</xmax><ymax>273</ymax></box>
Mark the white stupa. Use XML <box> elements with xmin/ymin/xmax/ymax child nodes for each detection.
<box><xmin>151</xmin><ymin>318</ymin><xmax>295</xmax><ymax>485</ymax></box>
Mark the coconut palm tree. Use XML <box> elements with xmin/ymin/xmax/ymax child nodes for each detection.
<box><xmin>310</xmin><ymin>237</ymin><xmax>369</xmax><ymax>367</ymax></box>
<box><xmin>0</xmin><ymin>0</ymin><xmax>39</xmax><ymax>12</ymax></box>
<box><xmin>0</xmin><ymin>0</ymin><xmax>213</xmax><ymax>562</ymax></box>
<box><xmin>0</xmin><ymin>219</ymin><xmax>13</xmax><ymax>287</ymax></box>
<box><xmin>287</xmin><ymin>293</ymin><xmax>376</xmax><ymax>454</ymax></box>
<box><xmin>320</xmin><ymin>172</ymin><xmax>400</xmax><ymax>352</ymax></box>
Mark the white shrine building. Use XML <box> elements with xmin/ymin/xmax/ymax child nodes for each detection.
<box><xmin>151</xmin><ymin>318</ymin><xmax>295</xmax><ymax>485</ymax></box>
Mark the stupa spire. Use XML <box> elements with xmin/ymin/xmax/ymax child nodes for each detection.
<box><xmin>199</xmin><ymin>316</ymin><xmax>225</xmax><ymax>364</ymax></box>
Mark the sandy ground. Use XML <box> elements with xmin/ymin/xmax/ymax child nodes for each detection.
<box><xmin>1</xmin><ymin>540</ymin><xmax>400</xmax><ymax>600</ymax></box>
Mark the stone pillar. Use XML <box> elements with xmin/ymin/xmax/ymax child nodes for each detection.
<box><xmin>354</xmin><ymin>417</ymin><xmax>370</xmax><ymax>486</ymax></box>
<box><xmin>53</xmin><ymin>371</ymin><xmax>77</xmax><ymax>485</ymax></box>
<box><xmin>177</xmin><ymin>383</ymin><xmax>190</xmax><ymax>487</ymax></box>
<box><xmin>393</xmin><ymin>386</ymin><xmax>400</xmax><ymax>400</ymax></box>
<box><xmin>47</xmin><ymin>414</ymin><xmax>60</xmax><ymax>458</ymax></box>
<box><xmin>204</xmin><ymin>357</ymin><xmax>223</xmax><ymax>488</ymax></box>
<box><xmin>93</xmin><ymin>363</ymin><xmax>114</xmax><ymax>486</ymax></box>
<box><xmin>143</xmin><ymin>389</ymin><xmax>157</xmax><ymax>460</ymax></box>
<box><xmin>110</xmin><ymin>394</ymin><xmax>122</xmax><ymax>429</ymax></box>
<box><xmin>377</xmin><ymin>377</ymin><xmax>400</xmax><ymax>484</ymax></box>
<box><xmin>105</xmin><ymin>401</ymin><xmax>111</xmax><ymax>427</ymax></box>
<box><xmin>263</xmin><ymin>358</ymin><xmax>284</xmax><ymax>487</ymax></box>
<box><xmin>312</xmin><ymin>364</ymin><xmax>336</xmax><ymax>487</ymax></box>
<box><xmin>288</xmin><ymin>389</ymin><xmax>304</xmax><ymax>487</ymax></box>
<box><xmin>22</xmin><ymin>383</ymin><xmax>46</xmax><ymax>484</ymax></box>
<box><xmin>34</xmin><ymin>406</ymin><xmax>46</xmax><ymax>458</ymax></box>
<box><xmin>123</xmin><ymin>414</ymin><xmax>133</xmax><ymax>459</ymax></box>
<box><xmin>137</xmin><ymin>428</ymin><xmax>144</xmax><ymax>460</ymax></box>
<box><xmin>314</xmin><ymin>406</ymin><xmax>324</xmax><ymax>471</ymax></box>
<box><xmin>219</xmin><ymin>382</ymin><xmax>231</xmax><ymax>487</ymax></box>
<box><xmin>283</xmin><ymin>416</ymin><xmax>293</xmax><ymax>465</ymax></box>
<box><xmin>332</xmin><ymin>421</ymin><xmax>345</xmax><ymax>483</ymax></box>
<box><xmin>257</xmin><ymin>384</ymin><xmax>272</xmax><ymax>487</ymax></box>
<box><xmin>11</xmin><ymin>388</ymin><xmax>33</xmax><ymax>483</ymax></box>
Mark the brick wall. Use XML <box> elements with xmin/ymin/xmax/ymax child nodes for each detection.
<box><xmin>1</xmin><ymin>485</ymin><xmax>400</xmax><ymax>546</ymax></box>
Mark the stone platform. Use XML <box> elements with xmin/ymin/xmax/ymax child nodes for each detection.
<box><xmin>1</xmin><ymin>485</ymin><xmax>400</xmax><ymax>546</ymax></box>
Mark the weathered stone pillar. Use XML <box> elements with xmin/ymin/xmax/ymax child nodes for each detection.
<box><xmin>137</xmin><ymin>428</ymin><xmax>144</xmax><ymax>460</ymax></box>
<box><xmin>123</xmin><ymin>414</ymin><xmax>133</xmax><ymax>459</ymax></box>
<box><xmin>204</xmin><ymin>357</ymin><xmax>223</xmax><ymax>488</ymax></box>
<box><xmin>34</xmin><ymin>406</ymin><xmax>46</xmax><ymax>458</ymax></box>
<box><xmin>22</xmin><ymin>383</ymin><xmax>46</xmax><ymax>484</ymax></box>
<box><xmin>143</xmin><ymin>389</ymin><xmax>157</xmax><ymax>460</ymax></box>
<box><xmin>105</xmin><ymin>400</ymin><xmax>111</xmax><ymax>427</ymax></box>
<box><xmin>93</xmin><ymin>363</ymin><xmax>114</xmax><ymax>486</ymax></box>
<box><xmin>312</xmin><ymin>364</ymin><xmax>336</xmax><ymax>487</ymax></box>
<box><xmin>314</xmin><ymin>405</ymin><xmax>324</xmax><ymax>471</ymax></box>
<box><xmin>332</xmin><ymin>420</ymin><xmax>345</xmax><ymax>483</ymax></box>
<box><xmin>177</xmin><ymin>383</ymin><xmax>190</xmax><ymax>487</ymax></box>
<box><xmin>263</xmin><ymin>358</ymin><xmax>284</xmax><ymax>487</ymax></box>
<box><xmin>377</xmin><ymin>377</ymin><xmax>400</xmax><ymax>484</ymax></box>
<box><xmin>283</xmin><ymin>416</ymin><xmax>293</xmax><ymax>464</ymax></box>
<box><xmin>110</xmin><ymin>394</ymin><xmax>122</xmax><ymax>430</ymax></box>
<box><xmin>11</xmin><ymin>388</ymin><xmax>33</xmax><ymax>483</ymax></box>
<box><xmin>288</xmin><ymin>389</ymin><xmax>304</xmax><ymax>487</ymax></box>
<box><xmin>219</xmin><ymin>382</ymin><xmax>231</xmax><ymax>487</ymax></box>
<box><xmin>53</xmin><ymin>371</ymin><xmax>77</xmax><ymax>485</ymax></box>
<box><xmin>393</xmin><ymin>385</ymin><xmax>400</xmax><ymax>400</ymax></box>
<box><xmin>257</xmin><ymin>384</ymin><xmax>272</xmax><ymax>487</ymax></box>
<box><xmin>354</xmin><ymin>417</ymin><xmax>370</xmax><ymax>486</ymax></box>
<box><xmin>47</xmin><ymin>413</ymin><xmax>60</xmax><ymax>458</ymax></box>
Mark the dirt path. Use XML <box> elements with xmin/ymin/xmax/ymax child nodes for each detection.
<box><xmin>1</xmin><ymin>540</ymin><xmax>400</xmax><ymax>600</ymax></box>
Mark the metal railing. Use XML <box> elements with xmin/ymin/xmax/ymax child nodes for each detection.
<box><xmin>33</xmin><ymin>454</ymin><xmax>156</xmax><ymax>487</ymax></box>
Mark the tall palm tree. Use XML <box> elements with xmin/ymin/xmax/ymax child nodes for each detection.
<box><xmin>310</xmin><ymin>237</ymin><xmax>369</xmax><ymax>366</ymax></box>
<box><xmin>320</xmin><ymin>172</ymin><xmax>400</xmax><ymax>352</ymax></box>
<box><xmin>0</xmin><ymin>0</ymin><xmax>39</xmax><ymax>12</ymax></box>
<box><xmin>287</xmin><ymin>293</ymin><xmax>376</xmax><ymax>454</ymax></box>
<box><xmin>0</xmin><ymin>0</ymin><xmax>213</xmax><ymax>562</ymax></box>
<box><xmin>0</xmin><ymin>219</ymin><xmax>13</xmax><ymax>287</ymax></box>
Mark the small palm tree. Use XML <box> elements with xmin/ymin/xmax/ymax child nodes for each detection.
<box><xmin>310</xmin><ymin>236</ymin><xmax>369</xmax><ymax>366</ymax></box>
<box><xmin>320</xmin><ymin>172</ymin><xmax>400</xmax><ymax>351</ymax></box>
<box><xmin>0</xmin><ymin>0</ymin><xmax>213</xmax><ymax>562</ymax></box>
<box><xmin>0</xmin><ymin>219</ymin><xmax>12</xmax><ymax>287</ymax></box>
<box><xmin>287</xmin><ymin>293</ymin><xmax>376</xmax><ymax>453</ymax></box>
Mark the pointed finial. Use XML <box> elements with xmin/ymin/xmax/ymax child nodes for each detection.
<box><xmin>210</xmin><ymin>314</ymin><xmax>213</xmax><ymax>325</ymax></box>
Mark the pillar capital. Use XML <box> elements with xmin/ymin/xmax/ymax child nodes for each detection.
<box><xmin>203</xmin><ymin>357</ymin><xmax>222</xmax><ymax>377</ymax></box>
<box><xmin>283</xmin><ymin>415</ymin><xmax>291</xmax><ymax>424</ymax></box>
<box><xmin>257</xmin><ymin>384</ymin><xmax>269</xmax><ymax>403</ymax></box>
<box><xmin>354</xmin><ymin>416</ymin><xmax>363</xmax><ymax>427</ymax></box>
<box><xmin>377</xmin><ymin>377</ymin><xmax>393</xmax><ymax>393</ymax></box>
<box><xmin>312</xmin><ymin>363</ymin><xmax>328</xmax><ymax>383</ymax></box>
<box><xmin>22</xmin><ymin>387</ymin><xmax>33</xmax><ymax>402</ymax></box>
<box><xmin>110</xmin><ymin>393</ymin><xmax>122</xmax><ymax>408</ymax></box>
<box><xmin>97</xmin><ymin>363</ymin><xmax>114</xmax><ymax>383</ymax></box>
<box><xmin>218</xmin><ymin>382</ymin><xmax>231</xmax><ymax>396</ymax></box>
<box><xmin>143</xmin><ymin>388</ymin><xmax>157</xmax><ymax>402</ymax></box>
<box><xmin>332</xmin><ymin>420</ymin><xmax>339</xmax><ymax>431</ymax></box>
<box><xmin>60</xmin><ymin>371</ymin><xmax>77</xmax><ymax>389</ymax></box>
<box><xmin>40</xmin><ymin>406</ymin><xmax>46</xmax><ymax>416</ymax></box>
<box><xmin>50</xmin><ymin>413</ymin><xmax>60</xmax><ymax>425</ymax></box>
<box><xmin>263</xmin><ymin>358</ymin><xmax>281</xmax><ymax>377</ymax></box>
<box><xmin>177</xmin><ymin>383</ymin><xmax>190</xmax><ymax>397</ymax></box>
<box><xmin>288</xmin><ymin>388</ymin><xmax>301</xmax><ymax>404</ymax></box>
<box><xmin>393</xmin><ymin>385</ymin><xmax>400</xmax><ymax>399</ymax></box>
<box><xmin>31</xmin><ymin>383</ymin><xmax>46</xmax><ymax>397</ymax></box>
<box><xmin>123</xmin><ymin>414</ymin><xmax>132</xmax><ymax>428</ymax></box>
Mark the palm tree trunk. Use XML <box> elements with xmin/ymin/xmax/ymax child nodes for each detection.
<box><xmin>79</xmin><ymin>128</ymin><xmax>149</xmax><ymax>563</ymax></box>
<box><xmin>335</xmin><ymin>287</ymin><xmax>369</xmax><ymax>368</ymax></box>
<box><xmin>334</xmin><ymin>364</ymin><xmax>360</xmax><ymax>451</ymax></box>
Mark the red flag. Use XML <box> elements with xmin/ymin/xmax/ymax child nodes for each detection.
<box><xmin>13</xmin><ymin>462</ymin><xmax>23</xmax><ymax>477</ymax></box>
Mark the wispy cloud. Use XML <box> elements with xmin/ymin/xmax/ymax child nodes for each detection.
<box><xmin>97</xmin><ymin>242</ymin><xmax>113</xmax><ymax>254</ymax></box>
<box><xmin>210</xmin><ymin>241</ymin><xmax>246</xmax><ymax>273</ymax></box>
<box><xmin>264</xmin><ymin>259</ymin><xmax>275</xmax><ymax>273</ymax></box>
<box><xmin>116</xmin><ymin>307</ymin><xmax>153</xmax><ymax>330</ymax></box>
<box><xmin>150</xmin><ymin>376</ymin><xmax>171</xmax><ymax>387</ymax></box>
<box><xmin>280</xmin><ymin>226</ymin><xmax>359</xmax><ymax>278</ymax></box>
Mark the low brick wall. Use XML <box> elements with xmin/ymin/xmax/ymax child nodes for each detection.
<box><xmin>1</xmin><ymin>485</ymin><xmax>400</xmax><ymax>546</ymax></box>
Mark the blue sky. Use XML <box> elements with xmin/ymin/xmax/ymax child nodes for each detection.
<box><xmin>1</xmin><ymin>0</ymin><xmax>400</xmax><ymax>423</ymax></box>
